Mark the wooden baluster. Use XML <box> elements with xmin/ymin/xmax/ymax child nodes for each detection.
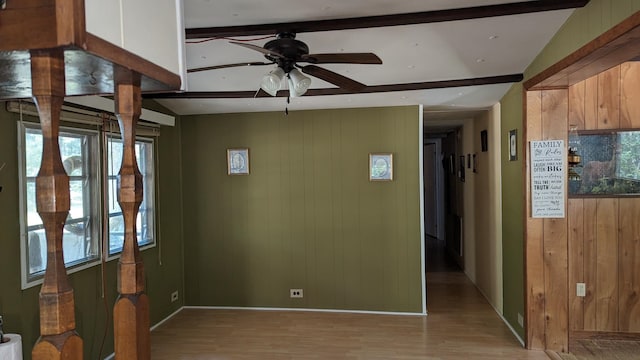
<box><xmin>113</xmin><ymin>69</ymin><xmax>150</xmax><ymax>359</ymax></box>
<box><xmin>30</xmin><ymin>49</ymin><xmax>84</xmax><ymax>359</ymax></box>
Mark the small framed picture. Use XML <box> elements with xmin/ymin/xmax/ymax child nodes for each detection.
<box><xmin>369</xmin><ymin>153</ymin><xmax>393</xmax><ymax>181</ymax></box>
<box><xmin>227</xmin><ymin>148</ymin><xmax>250</xmax><ymax>175</ymax></box>
<box><xmin>509</xmin><ymin>129</ymin><xmax>518</xmax><ymax>161</ymax></box>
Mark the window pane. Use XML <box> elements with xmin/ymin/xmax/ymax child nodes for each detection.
<box><xmin>26</xmin><ymin>181</ymin><xmax>41</xmax><ymax>227</ymax></box>
<box><xmin>107</xmin><ymin>139</ymin><xmax>122</xmax><ymax>176</ymax></box>
<box><xmin>69</xmin><ymin>180</ymin><xmax>85</xmax><ymax>220</ymax></box>
<box><xmin>63</xmin><ymin>218</ymin><xmax>93</xmax><ymax>264</ymax></box>
<box><xmin>60</xmin><ymin>135</ymin><xmax>84</xmax><ymax>176</ymax></box>
<box><xmin>24</xmin><ymin>129</ymin><xmax>42</xmax><ymax>177</ymax></box>
<box><xmin>107</xmin><ymin>178</ymin><xmax>119</xmax><ymax>213</ymax></box>
<box><xmin>27</xmin><ymin>229</ymin><xmax>46</xmax><ymax>274</ymax></box>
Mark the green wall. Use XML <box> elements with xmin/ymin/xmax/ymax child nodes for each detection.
<box><xmin>500</xmin><ymin>0</ymin><xmax>640</xmax><ymax>341</ymax></box>
<box><xmin>181</xmin><ymin>106</ymin><xmax>423</xmax><ymax>313</ymax></box>
<box><xmin>500</xmin><ymin>85</ymin><xmax>525</xmax><ymax>339</ymax></box>
<box><xmin>0</xmin><ymin>101</ymin><xmax>184</xmax><ymax>359</ymax></box>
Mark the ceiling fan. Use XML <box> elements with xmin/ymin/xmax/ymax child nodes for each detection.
<box><xmin>188</xmin><ymin>32</ymin><xmax>382</xmax><ymax>97</ymax></box>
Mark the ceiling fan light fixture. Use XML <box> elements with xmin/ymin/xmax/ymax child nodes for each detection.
<box><xmin>288</xmin><ymin>68</ymin><xmax>311</xmax><ymax>97</ymax></box>
<box><xmin>261</xmin><ymin>67</ymin><xmax>285</xmax><ymax>96</ymax></box>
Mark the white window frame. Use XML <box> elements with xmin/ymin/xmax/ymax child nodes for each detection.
<box><xmin>105</xmin><ymin>135</ymin><xmax>157</xmax><ymax>259</ymax></box>
<box><xmin>18</xmin><ymin>121</ymin><xmax>102</xmax><ymax>289</ymax></box>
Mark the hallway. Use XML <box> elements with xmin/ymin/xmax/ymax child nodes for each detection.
<box><xmin>150</xmin><ymin>272</ymin><xmax>548</xmax><ymax>359</ymax></box>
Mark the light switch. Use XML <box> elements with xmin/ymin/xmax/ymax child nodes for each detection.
<box><xmin>576</xmin><ymin>283</ymin><xmax>586</xmax><ymax>297</ymax></box>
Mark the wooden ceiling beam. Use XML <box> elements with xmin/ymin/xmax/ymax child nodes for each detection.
<box><xmin>186</xmin><ymin>0</ymin><xmax>590</xmax><ymax>39</ymax></box>
<box><xmin>147</xmin><ymin>73</ymin><xmax>523</xmax><ymax>99</ymax></box>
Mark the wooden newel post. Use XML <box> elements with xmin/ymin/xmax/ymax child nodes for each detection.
<box><xmin>113</xmin><ymin>69</ymin><xmax>151</xmax><ymax>359</ymax></box>
<box><xmin>30</xmin><ymin>49</ymin><xmax>84</xmax><ymax>359</ymax></box>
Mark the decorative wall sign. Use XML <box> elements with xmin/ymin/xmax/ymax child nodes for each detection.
<box><xmin>530</xmin><ymin>140</ymin><xmax>565</xmax><ymax>218</ymax></box>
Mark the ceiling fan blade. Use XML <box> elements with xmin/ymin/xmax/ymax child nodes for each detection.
<box><xmin>301</xmin><ymin>53</ymin><xmax>382</xmax><ymax>64</ymax></box>
<box><xmin>187</xmin><ymin>61</ymin><xmax>273</xmax><ymax>73</ymax></box>
<box><xmin>230</xmin><ymin>41</ymin><xmax>285</xmax><ymax>59</ymax></box>
<box><xmin>301</xmin><ymin>65</ymin><xmax>366</xmax><ymax>92</ymax></box>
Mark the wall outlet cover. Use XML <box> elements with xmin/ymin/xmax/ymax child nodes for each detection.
<box><xmin>290</xmin><ymin>289</ymin><xmax>303</xmax><ymax>298</ymax></box>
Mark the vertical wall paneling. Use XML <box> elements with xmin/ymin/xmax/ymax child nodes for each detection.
<box><xmin>620</xmin><ymin>62</ymin><xmax>640</xmax><ymax>128</ymax></box>
<box><xmin>618</xmin><ymin>198</ymin><xmax>640</xmax><ymax>332</ymax></box>
<box><xmin>584</xmin><ymin>77</ymin><xmax>598</xmax><ymax>130</ymax></box>
<box><xmin>597</xmin><ymin>66</ymin><xmax>621</xmax><ymax>130</ymax></box>
<box><xmin>568</xmin><ymin>82</ymin><xmax>586</xmax><ymax>130</ymax></box>
<box><xmin>595</xmin><ymin>198</ymin><xmax>619</xmax><ymax>331</ymax></box>
<box><xmin>181</xmin><ymin>107</ymin><xmax>422</xmax><ymax>313</ymax></box>
<box><xmin>582</xmin><ymin>199</ymin><xmax>598</xmax><ymax>331</ymax></box>
<box><xmin>525</xmin><ymin>91</ymin><xmax>546</xmax><ymax>350</ymax></box>
<box><xmin>568</xmin><ymin>199</ymin><xmax>584</xmax><ymax>331</ymax></box>
<box><xmin>541</xmin><ymin>89</ymin><xmax>569</xmax><ymax>352</ymax></box>
<box><xmin>564</xmin><ymin>63</ymin><xmax>640</xmax><ymax>337</ymax></box>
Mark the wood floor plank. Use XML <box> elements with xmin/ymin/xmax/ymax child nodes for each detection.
<box><xmin>150</xmin><ymin>272</ymin><xmax>550</xmax><ymax>359</ymax></box>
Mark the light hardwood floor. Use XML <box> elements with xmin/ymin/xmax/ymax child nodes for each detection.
<box><xmin>150</xmin><ymin>272</ymin><xmax>550</xmax><ymax>359</ymax></box>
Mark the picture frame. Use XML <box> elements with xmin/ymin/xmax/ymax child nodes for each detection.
<box><xmin>227</xmin><ymin>148</ymin><xmax>250</xmax><ymax>175</ymax></box>
<box><xmin>481</xmin><ymin>130</ymin><xmax>488</xmax><ymax>152</ymax></box>
<box><xmin>509</xmin><ymin>129</ymin><xmax>518</xmax><ymax>161</ymax></box>
<box><xmin>369</xmin><ymin>153</ymin><xmax>393</xmax><ymax>181</ymax></box>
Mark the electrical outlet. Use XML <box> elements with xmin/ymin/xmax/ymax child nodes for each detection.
<box><xmin>576</xmin><ymin>283</ymin><xmax>586</xmax><ymax>297</ymax></box>
<box><xmin>290</xmin><ymin>289</ymin><xmax>303</xmax><ymax>298</ymax></box>
<box><xmin>517</xmin><ymin>313</ymin><xmax>524</xmax><ymax>327</ymax></box>
<box><xmin>171</xmin><ymin>290</ymin><xmax>179</xmax><ymax>302</ymax></box>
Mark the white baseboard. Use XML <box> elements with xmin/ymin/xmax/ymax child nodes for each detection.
<box><xmin>150</xmin><ymin>306</ymin><xmax>185</xmax><ymax>331</ymax></box>
<box><xmin>104</xmin><ymin>306</ymin><xmax>185</xmax><ymax>360</ymax></box>
<box><xmin>183</xmin><ymin>305</ymin><xmax>426</xmax><ymax>317</ymax></box>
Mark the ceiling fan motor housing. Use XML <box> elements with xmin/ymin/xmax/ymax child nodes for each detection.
<box><xmin>264</xmin><ymin>32</ymin><xmax>309</xmax><ymax>72</ymax></box>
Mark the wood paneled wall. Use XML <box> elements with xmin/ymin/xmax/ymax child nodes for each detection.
<box><xmin>567</xmin><ymin>62</ymin><xmax>640</xmax><ymax>335</ymax></box>
<box><xmin>568</xmin><ymin>197</ymin><xmax>640</xmax><ymax>333</ymax></box>
<box><xmin>525</xmin><ymin>62</ymin><xmax>640</xmax><ymax>352</ymax></box>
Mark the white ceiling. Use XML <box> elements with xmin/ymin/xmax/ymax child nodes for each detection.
<box><xmin>156</xmin><ymin>0</ymin><xmax>574</xmax><ymax>118</ymax></box>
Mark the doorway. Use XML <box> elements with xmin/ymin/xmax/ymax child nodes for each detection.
<box><xmin>423</xmin><ymin>132</ymin><xmax>462</xmax><ymax>274</ymax></box>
